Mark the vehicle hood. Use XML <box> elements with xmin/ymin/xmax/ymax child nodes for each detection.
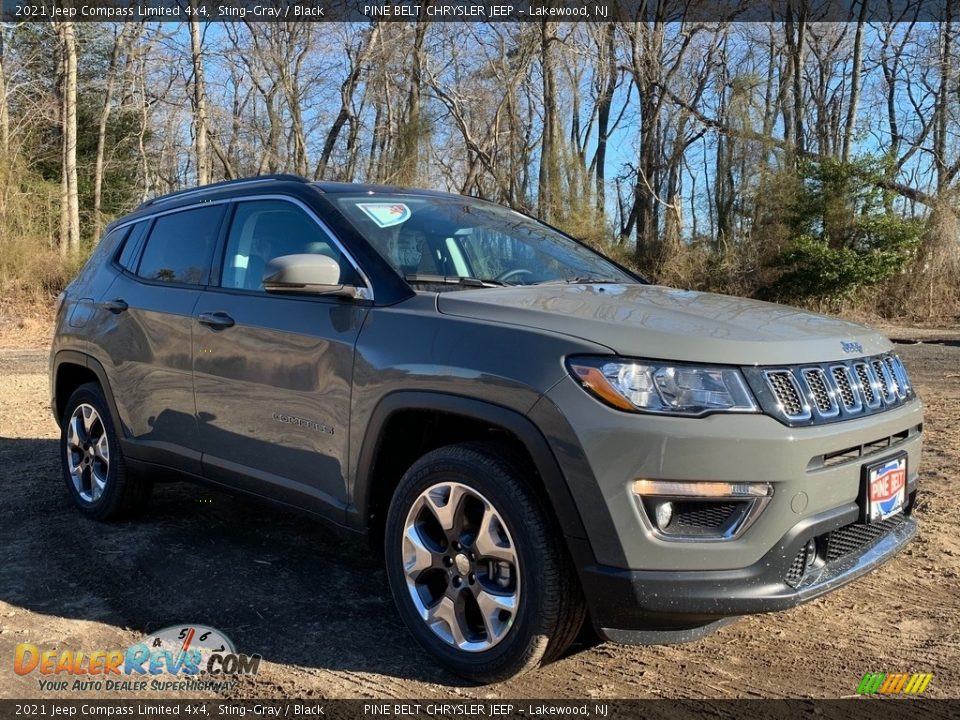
<box><xmin>436</xmin><ymin>284</ymin><xmax>892</xmax><ymax>365</ymax></box>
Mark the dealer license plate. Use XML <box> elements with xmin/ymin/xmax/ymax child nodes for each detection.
<box><xmin>865</xmin><ymin>454</ymin><xmax>907</xmax><ymax>523</ymax></box>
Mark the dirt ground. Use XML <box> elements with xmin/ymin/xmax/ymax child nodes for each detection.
<box><xmin>0</xmin><ymin>321</ymin><xmax>958</xmax><ymax>700</ymax></box>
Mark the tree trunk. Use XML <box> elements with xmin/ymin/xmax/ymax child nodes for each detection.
<box><xmin>93</xmin><ymin>26</ymin><xmax>128</xmax><ymax>242</ymax></box>
<box><xmin>58</xmin><ymin>21</ymin><xmax>80</xmax><ymax>256</ymax></box>
<box><xmin>784</xmin><ymin>7</ymin><xmax>806</xmax><ymax>157</ymax></box>
<box><xmin>594</xmin><ymin>24</ymin><xmax>616</xmax><ymax>218</ymax></box>
<box><xmin>394</xmin><ymin>17</ymin><xmax>429</xmax><ymax>186</ymax></box>
<box><xmin>538</xmin><ymin>21</ymin><xmax>557</xmax><ymax>220</ymax></box>
<box><xmin>189</xmin><ymin>6</ymin><xmax>210</xmax><ymax>185</ymax></box>
<box><xmin>279</xmin><ymin>25</ymin><xmax>310</xmax><ymax>177</ymax></box>
<box><xmin>0</xmin><ymin>26</ymin><xmax>9</xmax><ymax>157</ymax></box>
<box><xmin>935</xmin><ymin>13</ymin><xmax>953</xmax><ymax>191</ymax></box>
<box><xmin>631</xmin><ymin>22</ymin><xmax>664</xmax><ymax>265</ymax></box>
<box><xmin>842</xmin><ymin>0</ymin><xmax>869</xmax><ymax>162</ymax></box>
<box><xmin>792</xmin><ymin>11</ymin><xmax>806</xmax><ymax>155</ymax></box>
<box><xmin>136</xmin><ymin>43</ymin><xmax>151</xmax><ymax>200</ymax></box>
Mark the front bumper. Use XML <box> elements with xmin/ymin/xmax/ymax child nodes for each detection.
<box><xmin>582</xmin><ymin>496</ymin><xmax>917</xmax><ymax>644</ymax></box>
<box><xmin>529</xmin><ymin>375</ymin><xmax>923</xmax><ymax>643</ymax></box>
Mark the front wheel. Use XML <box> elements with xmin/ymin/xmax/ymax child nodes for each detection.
<box><xmin>384</xmin><ymin>442</ymin><xmax>586</xmax><ymax>682</ymax></box>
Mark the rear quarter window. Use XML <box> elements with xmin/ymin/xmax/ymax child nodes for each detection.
<box><xmin>69</xmin><ymin>225</ymin><xmax>131</xmax><ymax>293</ymax></box>
<box><xmin>136</xmin><ymin>205</ymin><xmax>226</xmax><ymax>285</ymax></box>
<box><xmin>116</xmin><ymin>221</ymin><xmax>151</xmax><ymax>271</ymax></box>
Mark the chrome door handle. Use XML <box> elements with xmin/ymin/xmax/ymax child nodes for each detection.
<box><xmin>198</xmin><ymin>312</ymin><xmax>235</xmax><ymax>329</ymax></box>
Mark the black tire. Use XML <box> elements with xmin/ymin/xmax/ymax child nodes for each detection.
<box><xmin>384</xmin><ymin>441</ymin><xmax>586</xmax><ymax>683</ymax></box>
<box><xmin>60</xmin><ymin>382</ymin><xmax>151</xmax><ymax>520</ymax></box>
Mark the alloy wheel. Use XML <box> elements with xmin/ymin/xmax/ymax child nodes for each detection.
<box><xmin>65</xmin><ymin>403</ymin><xmax>110</xmax><ymax>503</ymax></box>
<box><xmin>401</xmin><ymin>481</ymin><xmax>520</xmax><ymax>652</ymax></box>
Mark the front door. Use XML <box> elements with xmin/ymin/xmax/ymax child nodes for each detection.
<box><xmin>192</xmin><ymin>198</ymin><xmax>369</xmax><ymax>519</ymax></box>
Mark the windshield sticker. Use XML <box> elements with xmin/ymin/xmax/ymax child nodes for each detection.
<box><xmin>357</xmin><ymin>203</ymin><xmax>412</xmax><ymax>228</ymax></box>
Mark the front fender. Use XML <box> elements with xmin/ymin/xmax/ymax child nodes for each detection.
<box><xmin>349</xmin><ymin>390</ymin><xmax>591</xmax><ymax>548</ymax></box>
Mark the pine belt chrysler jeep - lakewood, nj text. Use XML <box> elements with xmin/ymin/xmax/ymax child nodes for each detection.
<box><xmin>50</xmin><ymin>175</ymin><xmax>922</xmax><ymax>682</ymax></box>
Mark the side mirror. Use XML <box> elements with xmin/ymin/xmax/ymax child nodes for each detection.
<box><xmin>262</xmin><ymin>254</ymin><xmax>358</xmax><ymax>298</ymax></box>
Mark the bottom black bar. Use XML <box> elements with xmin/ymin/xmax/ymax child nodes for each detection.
<box><xmin>0</xmin><ymin>699</ymin><xmax>954</xmax><ymax>720</ymax></box>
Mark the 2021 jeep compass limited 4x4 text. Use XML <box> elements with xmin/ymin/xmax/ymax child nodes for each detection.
<box><xmin>51</xmin><ymin>174</ymin><xmax>922</xmax><ymax>682</ymax></box>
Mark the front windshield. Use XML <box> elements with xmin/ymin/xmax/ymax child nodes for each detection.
<box><xmin>330</xmin><ymin>194</ymin><xmax>637</xmax><ymax>287</ymax></box>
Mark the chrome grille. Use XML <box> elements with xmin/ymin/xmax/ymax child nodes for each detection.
<box><xmin>891</xmin><ymin>356</ymin><xmax>911</xmax><ymax>396</ymax></box>
<box><xmin>745</xmin><ymin>353</ymin><xmax>914</xmax><ymax>426</ymax></box>
<box><xmin>872</xmin><ymin>359</ymin><xmax>894</xmax><ymax>402</ymax></box>
<box><xmin>884</xmin><ymin>357</ymin><xmax>907</xmax><ymax>399</ymax></box>
<box><xmin>855</xmin><ymin>362</ymin><xmax>879</xmax><ymax>407</ymax></box>
<box><xmin>763</xmin><ymin>370</ymin><xmax>810</xmax><ymax>420</ymax></box>
<box><xmin>830</xmin><ymin>365</ymin><xmax>862</xmax><ymax>412</ymax></box>
<box><xmin>801</xmin><ymin>368</ymin><xmax>839</xmax><ymax>418</ymax></box>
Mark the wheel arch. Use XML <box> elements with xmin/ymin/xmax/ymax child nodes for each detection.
<box><xmin>53</xmin><ymin>351</ymin><xmax>124</xmax><ymax>435</ymax></box>
<box><xmin>353</xmin><ymin>391</ymin><xmax>590</xmax><ymax>553</ymax></box>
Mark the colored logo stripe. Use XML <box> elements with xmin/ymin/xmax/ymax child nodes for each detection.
<box><xmin>857</xmin><ymin>673</ymin><xmax>932</xmax><ymax>694</ymax></box>
<box><xmin>904</xmin><ymin>673</ymin><xmax>934</xmax><ymax>694</ymax></box>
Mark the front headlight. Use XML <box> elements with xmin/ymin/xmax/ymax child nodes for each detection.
<box><xmin>567</xmin><ymin>357</ymin><xmax>759</xmax><ymax>416</ymax></box>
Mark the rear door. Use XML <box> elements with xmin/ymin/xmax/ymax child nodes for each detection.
<box><xmin>99</xmin><ymin>204</ymin><xmax>227</xmax><ymax>473</ymax></box>
<box><xmin>192</xmin><ymin>197</ymin><xmax>370</xmax><ymax>519</ymax></box>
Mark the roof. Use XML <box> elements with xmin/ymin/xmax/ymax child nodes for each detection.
<box><xmin>134</xmin><ymin>174</ymin><xmax>465</xmax><ymax>213</ymax></box>
<box><xmin>312</xmin><ymin>181</ymin><xmax>463</xmax><ymax>199</ymax></box>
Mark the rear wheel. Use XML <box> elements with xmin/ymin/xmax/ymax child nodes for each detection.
<box><xmin>385</xmin><ymin>442</ymin><xmax>586</xmax><ymax>682</ymax></box>
<box><xmin>60</xmin><ymin>382</ymin><xmax>151</xmax><ymax>520</ymax></box>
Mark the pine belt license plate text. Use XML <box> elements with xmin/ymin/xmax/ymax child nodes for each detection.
<box><xmin>865</xmin><ymin>454</ymin><xmax>907</xmax><ymax>523</ymax></box>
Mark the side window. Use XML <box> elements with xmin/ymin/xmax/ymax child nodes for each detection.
<box><xmin>116</xmin><ymin>221</ymin><xmax>150</xmax><ymax>272</ymax></box>
<box><xmin>137</xmin><ymin>205</ymin><xmax>225</xmax><ymax>285</ymax></box>
<box><xmin>221</xmin><ymin>200</ymin><xmax>360</xmax><ymax>291</ymax></box>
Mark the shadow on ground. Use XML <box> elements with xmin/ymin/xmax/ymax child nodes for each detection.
<box><xmin>0</xmin><ymin>435</ymin><xmax>466</xmax><ymax>686</ymax></box>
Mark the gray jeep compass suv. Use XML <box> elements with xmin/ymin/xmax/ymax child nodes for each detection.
<box><xmin>51</xmin><ymin>174</ymin><xmax>922</xmax><ymax>682</ymax></box>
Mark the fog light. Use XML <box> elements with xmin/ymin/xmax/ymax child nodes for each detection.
<box><xmin>805</xmin><ymin>539</ymin><xmax>817</xmax><ymax>568</ymax></box>
<box><xmin>654</xmin><ymin>501</ymin><xmax>674</xmax><ymax>529</ymax></box>
<box><xmin>632</xmin><ymin>479</ymin><xmax>774</xmax><ymax>541</ymax></box>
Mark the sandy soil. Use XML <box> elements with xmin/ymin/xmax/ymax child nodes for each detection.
<box><xmin>1</xmin><ymin>328</ymin><xmax>958</xmax><ymax>700</ymax></box>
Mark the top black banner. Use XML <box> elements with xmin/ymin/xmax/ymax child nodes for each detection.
<box><xmin>4</xmin><ymin>0</ymin><xmax>960</xmax><ymax>23</ymax></box>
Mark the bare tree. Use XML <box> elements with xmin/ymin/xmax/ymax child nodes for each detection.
<box><xmin>538</xmin><ymin>21</ymin><xmax>558</xmax><ymax>219</ymax></box>
<box><xmin>315</xmin><ymin>22</ymin><xmax>383</xmax><ymax>180</ymax></box>
<box><xmin>189</xmin><ymin>3</ymin><xmax>210</xmax><ymax>184</ymax></box>
<box><xmin>0</xmin><ymin>24</ymin><xmax>9</xmax><ymax>158</ymax></box>
<box><xmin>92</xmin><ymin>24</ymin><xmax>138</xmax><ymax>241</ymax></box>
<box><xmin>592</xmin><ymin>23</ymin><xmax>619</xmax><ymax>217</ymax></box>
<box><xmin>56</xmin><ymin>20</ymin><xmax>80</xmax><ymax>256</ymax></box>
<box><xmin>784</xmin><ymin>3</ymin><xmax>807</xmax><ymax>155</ymax></box>
<box><xmin>393</xmin><ymin>18</ymin><xmax>430</xmax><ymax>186</ymax></box>
<box><xmin>842</xmin><ymin>0</ymin><xmax>869</xmax><ymax>162</ymax></box>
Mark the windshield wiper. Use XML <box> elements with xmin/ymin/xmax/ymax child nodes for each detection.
<box><xmin>404</xmin><ymin>273</ymin><xmax>507</xmax><ymax>287</ymax></box>
<box><xmin>535</xmin><ymin>275</ymin><xmax>622</xmax><ymax>285</ymax></box>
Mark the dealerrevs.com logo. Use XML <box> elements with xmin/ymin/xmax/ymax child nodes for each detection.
<box><xmin>856</xmin><ymin>672</ymin><xmax>933</xmax><ymax>695</ymax></box>
<box><xmin>14</xmin><ymin>625</ymin><xmax>261</xmax><ymax>693</ymax></box>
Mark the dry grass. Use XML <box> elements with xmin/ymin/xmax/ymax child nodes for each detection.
<box><xmin>0</xmin><ymin>310</ymin><xmax>52</xmax><ymax>353</ymax></box>
<box><xmin>873</xmin><ymin>202</ymin><xmax>960</xmax><ymax>321</ymax></box>
<box><xmin>0</xmin><ymin>158</ymin><xmax>85</xmax><ymax>347</ymax></box>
